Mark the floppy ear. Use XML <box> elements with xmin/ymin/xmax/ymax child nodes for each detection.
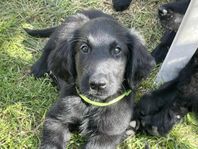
<box><xmin>126</xmin><ymin>29</ymin><xmax>155</xmax><ymax>88</ymax></box>
<box><xmin>47</xmin><ymin>13</ymin><xmax>90</xmax><ymax>84</ymax></box>
<box><xmin>48</xmin><ymin>40</ymin><xmax>76</xmax><ymax>84</ymax></box>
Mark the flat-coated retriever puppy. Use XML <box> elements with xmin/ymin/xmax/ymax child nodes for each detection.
<box><xmin>136</xmin><ymin>49</ymin><xmax>198</xmax><ymax>136</ymax></box>
<box><xmin>25</xmin><ymin>9</ymin><xmax>154</xmax><ymax>148</ymax></box>
<box><xmin>135</xmin><ymin>0</ymin><xmax>197</xmax><ymax>137</ymax></box>
<box><xmin>151</xmin><ymin>0</ymin><xmax>190</xmax><ymax>64</ymax></box>
<box><xmin>112</xmin><ymin>0</ymin><xmax>133</xmax><ymax>11</ymax></box>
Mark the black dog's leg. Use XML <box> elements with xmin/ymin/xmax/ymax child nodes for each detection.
<box><xmin>151</xmin><ymin>30</ymin><xmax>176</xmax><ymax>64</ymax></box>
<box><xmin>40</xmin><ymin>96</ymin><xmax>86</xmax><ymax>149</ymax></box>
<box><xmin>31</xmin><ymin>39</ymin><xmax>55</xmax><ymax>78</ymax></box>
<box><xmin>83</xmin><ymin>134</ymin><xmax>122</xmax><ymax>149</ymax></box>
<box><xmin>41</xmin><ymin>118</ymin><xmax>71</xmax><ymax>149</ymax></box>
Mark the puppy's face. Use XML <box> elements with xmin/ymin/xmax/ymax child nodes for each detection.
<box><xmin>74</xmin><ymin>18</ymin><xmax>129</xmax><ymax>100</ymax></box>
<box><xmin>49</xmin><ymin>14</ymin><xmax>154</xmax><ymax>101</ymax></box>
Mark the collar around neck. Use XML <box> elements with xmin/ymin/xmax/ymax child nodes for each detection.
<box><xmin>76</xmin><ymin>87</ymin><xmax>132</xmax><ymax>107</ymax></box>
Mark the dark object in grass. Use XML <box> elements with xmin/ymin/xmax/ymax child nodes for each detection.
<box><xmin>151</xmin><ymin>0</ymin><xmax>190</xmax><ymax>64</ymax></box>
<box><xmin>25</xmin><ymin>9</ymin><xmax>154</xmax><ymax>148</ymax></box>
<box><xmin>24</xmin><ymin>27</ymin><xmax>56</xmax><ymax>38</ymax></box>
<box><xmin>136</xmin><ymin>49</ymin><xmax>198</xmax><ymax>136</ymax></box>
<box><xmin>112</xmin><ymin>0</ymin><xmax>133</xmax><ymax>11</ymax></box>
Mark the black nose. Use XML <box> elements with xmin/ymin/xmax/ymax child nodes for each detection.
<box><xmin>90</xmin><ymin>81</ymin><xmax>106</xmax><ymax>90</ymax></box>
<box><xmin>89</xmin><ymin>74</ymin><xmax>107</xmax><ymax>90</ymax></box>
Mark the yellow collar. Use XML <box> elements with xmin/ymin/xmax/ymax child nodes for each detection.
<box><xmin>76</xmin><ymin>88</ymin><xmax>131</xmax><ymax>107</ymax></box>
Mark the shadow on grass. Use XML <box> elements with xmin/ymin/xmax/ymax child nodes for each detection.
<box><xmin>0</xmin><ymin>25</ymin><xmax>58</xmax><ymax>148</ymax></box>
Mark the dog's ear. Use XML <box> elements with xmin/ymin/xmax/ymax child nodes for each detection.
<box><xmin>126</xmin><ymin>29</ymin><xmax>155</xmax><ymax>88</ymax></box>
<box><xmin>48</xmin><ymin>40</ymin><xmax>75</xmax><ymax>84</ymax></box>
<box><xmin>48</xmin><ymin>13</ymin><xmax>90</xmax><ymax>84</ymax></box>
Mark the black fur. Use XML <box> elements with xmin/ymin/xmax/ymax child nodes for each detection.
<box><xmin>24</xmin><ymin>27</ymin><xmax>56</xmax><ymax>38</ymax></box>
<box><xmin>137</xmin><ymin>0</ymin><xmax>198</xmax><ymax>137</ymax></box>
<box><xmin>25</xmin><ymin>9</ymin><xmax>154</xmax><ymax>148</ymax></box>
<box><xmin>151</xmin><ymin>30</ymin><xmax>176</xmax><ymax>64</ymax></box>
<box><xmin>152</xmin><ymin>0</ymin><xmax>190</xmax><ymax>64</ymax></box>
<box><xmin>112</xmin><ymin>0</ymin><xmax>133</xmax><ymax>11</ymax></box>
<box><xmin>136</xmin><ymin>49</ymin><xmax>198</xmax><ymax>136</ymax></box>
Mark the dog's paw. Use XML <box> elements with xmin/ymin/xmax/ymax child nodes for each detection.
<box><xmin>158</xmin><ymin>6</ymin><xmax>174</xmax><ymax>20</ymax></box>
<box><xmin>139</xmin><ymin>107</ymin><xmax>186</xmax><ymax>136</ymax></box>
<box><xmin>112</xmin><ymin>0</ymin><xmax>132</xmax><ymax>11</ymax></box>
<box><xmin>158</xmin><ymin>5</ymin><xmax>183</xmax><ymax>31</ymax></box>
<box><xmin>30</xmin><ymin>59</ymin><xmax>48</xmax><ymax>78</ymax></box>
<box><xmin>158</xmin><ymin>6</ymin><xmax>168</xmax><ymax>17</ymax></box>
<box><xmin>158</xmin><ymin>6</ymin><xmax>174</xmax><ymax>23</ymax></box>
<box><xmin>123</xmin><ymin>120</ymin><xmax>139</xmax><ymax>140</ymax></box>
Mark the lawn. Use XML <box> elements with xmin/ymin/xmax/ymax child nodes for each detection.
<box><xmin>0</xmin><ymin>0</ymin><xmax>198</xmax><ymax>148</ymax></box>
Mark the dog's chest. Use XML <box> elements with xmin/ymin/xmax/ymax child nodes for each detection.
<box><xmin>80</xmin><ymin>101</ymin><xmax>132</xmax><ymax>136</ymax></box>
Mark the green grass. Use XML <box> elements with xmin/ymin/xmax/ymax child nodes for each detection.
<box><xmin>0</xmin><ymin>0</ymin><xmax>197</xmax><ymax>148</ymax></box>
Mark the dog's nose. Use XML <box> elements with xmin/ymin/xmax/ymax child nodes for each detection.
<box><xmin>90</xmin><ymin>81</ymin><xmax>106</xmax><ymax>90</ymax></box>
<box><xmin>89</xmin><ymin>74</ymin><xmax>107</xmax><ymax>90</ymax></box>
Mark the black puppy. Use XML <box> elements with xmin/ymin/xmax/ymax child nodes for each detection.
<box><xmin>112</xmin><ymin>0</ymin><xmax>133</xmax><ymax>11</ymax></box>
<box><xmin>136</xmin><ymin>49</ymin><xmax>198</xmax><ymax>136</ymax></box>
<box><xmin>136</xmin><ymin>0</ymin><xmax>197</xmax><ymax>137</ymax></box>
<box><xmin>25</xmin><ymin>9</ymin><xmax>154</xmax><ymax>148</ymax></box>
<box><xmin>151</xmin><ymin>0</ymin><xmax>190</xmax><ymax>64</ymax></box>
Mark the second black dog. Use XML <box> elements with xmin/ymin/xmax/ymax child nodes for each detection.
<box><xmin>136</xmin><ymin>49</ymin><xmax>198</xmax><ymax>136</ymax></box>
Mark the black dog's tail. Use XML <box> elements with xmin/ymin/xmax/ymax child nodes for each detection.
<box><xmin>24</xmin><ymin>27</ymin><xmax>57</xmax><ymax>38</ymax></box>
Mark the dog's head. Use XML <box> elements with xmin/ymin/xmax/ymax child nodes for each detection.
<box><xmin>49</xmin><ymin>17</ymin><xmax>154</xmax><ymax>100</ymax></box>
<box><xmin>158</xmin><ymin>0</ymin><xmax>190</xmax><ymax>31</ymax></box>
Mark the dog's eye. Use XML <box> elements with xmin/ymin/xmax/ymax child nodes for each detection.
<box><xmin>113</xmin><ymin>46</ymin><xmax>122</xmax><ymax>55</ymax></box>
<box><xmin>80</xmin><ymin>44</ymin><xmax>90</xmax><ymax>54</ymax></box>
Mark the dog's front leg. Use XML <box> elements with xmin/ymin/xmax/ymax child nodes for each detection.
<box><xmin>40</xmin><ymin>96</ymin><xmax>86</xmax><ymax>149</ymax></box>
<box><xmin>40</xmin><ymin>118</ymin><xmax>71</xmax><ymax>149</ymax></box>
<box><xmin>83</xmin><ymin>134</ymin><xmax>122</xmax><ymax>149</ymax></box>
<box><xmin>31</xmin><ymin>38</ymin><xmax>55</xmax><ymax>78</ymax></box>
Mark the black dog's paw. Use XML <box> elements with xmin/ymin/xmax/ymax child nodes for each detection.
<box><xmin>30</xmin><ymin>59</ymin><xmax>48</xmax><ymax>78</ymax></box>
<box><xmin>158</xmin><ymin>6</ymin><xmax>175</xmax><ymax>29</ymax></box>
<box><xmin>140</xmin><ymin>106</ymin><xmax>187</xmax><ymax>136</ymax></box>
<box><xmin>158</xmin><ymin>2</ymin><xmax>187</xmax><ymax>31</ymax></box>
<box><xmin>122</xmin><ymin>120</ymin><xmax>139</xmax><ymax>140</ymax></box>
<box><xmin>112</xmin><ymin>0</ymin><xmax>132</xmax><ymax>11</ymax></box>
<box><xmin>158</xmin><ymin>6</ymin><xmax>169</xmax><ymax>17</ymax></box>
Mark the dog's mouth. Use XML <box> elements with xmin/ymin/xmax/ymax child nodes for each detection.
<box><xmin>83</xmin><ymin>90</ymin><xmax>114</xmax><ymax>101</ymax></box>
<box><xmin>77</xmin><ymin>85</ymin><xmax>118</xmax><ymax>101</ymax></box>
<box><xmin>75</xmin><ymin>86</ymin><xmax>108</xmax><ymax>100</ymax></box>
<box><xmin>76</xmin><ymin>82</ymin><xmax>114</xmax><ymax>101</ymax></box>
